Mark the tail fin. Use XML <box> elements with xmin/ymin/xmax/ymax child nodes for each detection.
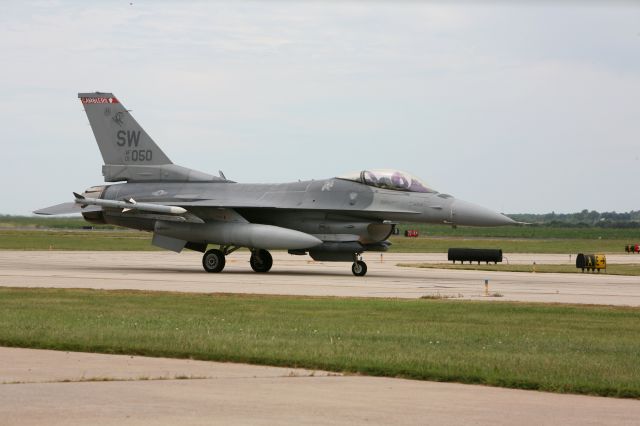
<box><xmin>78</xmin><ymin>92</ymin><xmax>172</xmax><ymax>166</ymax></box>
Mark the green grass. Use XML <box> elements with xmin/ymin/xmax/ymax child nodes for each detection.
<box><xmin>389</xmin><ymin>236</ymin><xmax>633</xmax><ymax>254</ymax></box>
<box><xmin>1</xmin><ymin>288</ymin><xmax>640</xmax><ymax>398</ymax></box>
<box><xmin>1</xmin><ymin>229</ymin><xmax>636</xmax><ymax>254</ymax></box>
<box><xmin>0</xmin><ymin>215</ymin><xmax>117</xmax><ymax>229</ymax></box>
<box><xmin>4</xmin><ymin>216</ymin><xmax>640</xmax><ymax>239</ymax></box>
<box><xmin>401</xmin><ymin>224</ymin><xmax>640</xmax><ymax>240</ymax></box>
<box><xmin>0</xmin><ymin>230</ymin><xmax>160</xmax><ymax>251</ymax></box>
<box><xmin>398</xmin><ymin>263</ymin><xmax>640</xmax><ymax>276</ymax></box>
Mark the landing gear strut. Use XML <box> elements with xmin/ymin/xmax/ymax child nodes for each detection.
<box><xmin>250</xmin><ymin>249</ymin><xmax>273</xmax><ymax>273</ymax></box>
<box><xmin>352</xmin><ymin>254</ymin><xmax>367</xmax><ymax>277</ymax></box>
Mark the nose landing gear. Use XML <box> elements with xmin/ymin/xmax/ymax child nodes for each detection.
<box><xmin>352</xmin><ymin>254</ymin><xmax>367</xmax><ymax>277</ymax></box>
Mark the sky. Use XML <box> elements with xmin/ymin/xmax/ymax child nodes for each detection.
<box><xmin>0</xmin><ymin>1</ymin><xmax>639</xmax><ymax>215</ymax></box>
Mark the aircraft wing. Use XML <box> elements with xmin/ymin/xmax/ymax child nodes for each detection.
<box><xmin>165</xmin><ymin>199</ymin><xmax>421</xmax><ymax>215</ymax></box>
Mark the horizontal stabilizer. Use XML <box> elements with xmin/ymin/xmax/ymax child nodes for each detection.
<box><xmin>34</xmin><ymin>202</ymin><xmax>101</xmax><ymax>216</ymax></box>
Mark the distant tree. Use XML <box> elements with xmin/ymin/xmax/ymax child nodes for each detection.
<box><xmin>508</xmin><ymin>210</ymin><xmax>640</xmax><ymax>228</ymax></box>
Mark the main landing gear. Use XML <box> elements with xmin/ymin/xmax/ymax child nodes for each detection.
<box><xmin>202</xmin><ymin>247</ymin><xmax>273</xmax><ymax>273</ymax></box>
<box><xmin>202</xmin><ymin>249</ymin><xmax>226</xmax><ymax>273</ymax></box>
<box><xmin>250</xmin><ymin>249</ymin><xmax>273</xmax><ymax>273</ymax></box>
<box><xmin>351</xmin><ymin>254</ymin><xmax>367</xmax><ymax>277</ymax></box>
<box><xmin>202</xmin><ymin>247</ymin><xmax>366</xmax><ymax>276</ymax></box>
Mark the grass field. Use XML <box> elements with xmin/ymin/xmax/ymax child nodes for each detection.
<box><xmin>0</xmin><ymin>216</ymin><xmax>116</xmax><ymax>230</ymax></box>
<box><xmin>1</xmin><ymin>216</ymin><xmax>638</xmax><ymax>254</ymax></box>
<box><xmin>398</xmin><ymin>263</ymin><xmax>640</xmax><ymax>276</ymax></box>
<box><xmin>0</xmin><ymin>230</ymin><xmax>160</xmax><ymax>251</ymax></box>
<box><xmin>402</xmin><ymin>224</ymin><xmax>640</xmax><ymax>240</ymax></box>
<box><xmin>0</xmin><ymin>229</ymin><xmax>636</xmax><ymax>254</ymax></box>
<box><xmin>388</xmin><ymin>236</ymin><xmax>633</xmax><ymax>254</ymax></box>
<box><xmin>1</xmin><ymin>288</ymin><xmax>639</xmax><ymax>398</ymax></box>
<box><xmin>3</xmin><ymin>216</ymin><xmax>640</xmax><ymax>240</ymax></box>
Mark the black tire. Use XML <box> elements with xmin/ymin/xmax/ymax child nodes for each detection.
<box><xmin>250</xmin><ymin>249</ymin><xmax>273</xmax><ymax>273</ymax></box>
<box><xmin>202</xmin><ymin>249</ymin><xmax>225</xmax><ymax>273</ymax></box>
<box><xmin>352</xmin><ymin>260</ymin><xmax>367</xmax><ymax>277</ymax></box>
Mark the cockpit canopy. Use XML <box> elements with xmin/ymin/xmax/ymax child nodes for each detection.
<box><xmin>338</xmin><ymin>169</ymin><xmax>437</xmax><ymax>193</ymax></box>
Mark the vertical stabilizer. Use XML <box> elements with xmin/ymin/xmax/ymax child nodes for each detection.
<box><xmin>78</xmin><ymin>92</ymin><xmax>172</xmax><ymax>166</ymax></box>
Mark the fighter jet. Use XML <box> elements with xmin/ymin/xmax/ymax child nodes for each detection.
<box><xmin>35</xmin><ymin>92</ymin><xmax>515</xmax><ymax>276</ymax></box>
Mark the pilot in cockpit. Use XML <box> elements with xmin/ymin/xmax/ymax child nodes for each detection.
<box><xmin>391</xmin><ymin>172</ymin><xmax>410</xmax><ymax>190</ymax></box>
<box><xmin>339</xmin><ymin>169</ymin><xmax>436</xmax><ymax>194</ymax></box>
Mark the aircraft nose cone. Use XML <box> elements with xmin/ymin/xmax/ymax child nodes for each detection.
<box><xmin>452</xmin><ymin>199</ymin><xmax>515</xmax><ymax>226</ymax></box>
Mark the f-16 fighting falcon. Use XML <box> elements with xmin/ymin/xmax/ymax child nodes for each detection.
<box><xmin>35</xmin><ymin>92</ymin><xmax>515</xmax><ymax>276</ymax></box>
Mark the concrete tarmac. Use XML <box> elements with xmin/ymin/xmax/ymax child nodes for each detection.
<box><xmin>2</xmin><ymin>347</ymin><xmax>639</xmax><ymax>426</ymax></box>
<box><xmin>1</xmin><ymin>250</ymin><xmax>639</xmax><ymax>305</ymax></box>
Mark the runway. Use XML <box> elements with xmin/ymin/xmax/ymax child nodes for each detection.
<box><xmin>1</xmin><ymin>347</ymin><xmax>639</xmax><ymax>426</ymax></box>
<box><xmin>2</xmin><ymin>250</ymin><xmax>640</xmax><ymax>424</ymax></box>
<box><xmin>1</xmin><ymin>250</ymin><xmax>639</xmax><ymax>305</ymax></box>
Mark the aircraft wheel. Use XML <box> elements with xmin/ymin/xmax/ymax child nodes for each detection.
<box><xmin>352</xmin><ymin>260</ymin><xmax>367</xmax><ymax>277</ymax></box>
<box><xmin>202</xmin><ymin>249</ymin><xmax>225</xmax><ymax>273</ymax></box>
<box><xmin>250</xmin><ymin>249</ymin><xmax>273</xmax><ymax>273</ymax></box>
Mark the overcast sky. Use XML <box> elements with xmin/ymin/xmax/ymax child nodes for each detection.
<box><xmin>1</xmin><ymin>1</ymin><xmax>638</xmax><ymax>215</ymax></box>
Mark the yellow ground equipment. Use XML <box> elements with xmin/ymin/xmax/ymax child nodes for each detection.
<box><xmin>576</xmin><ymin>253</ymin><xmax>606</xmax><ymax>273</ymax></box>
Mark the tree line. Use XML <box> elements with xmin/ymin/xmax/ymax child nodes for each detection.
<box><xmin>509</xmin><ymin>210</ymin><xmax>640</xmax><ymax>228</ymax></box>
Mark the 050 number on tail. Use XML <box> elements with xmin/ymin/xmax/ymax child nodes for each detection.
<box><xmin>125</xmin><ymin>149</ymin><xmax>153</xmax><ymax>162</ymax></box>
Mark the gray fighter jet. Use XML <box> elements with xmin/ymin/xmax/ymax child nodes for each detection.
<box><xmin>35</xmin><ymin>92</ymin><xmax>515</xmax><ymax>276</ymax></box>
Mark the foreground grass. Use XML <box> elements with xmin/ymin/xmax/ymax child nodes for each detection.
<box><xmin>1</xmin><ymin>288</ymin><xmax>639</xmax><ymax>398</ymax></box>
<box><xmin>0</xmin><ymin>229</ymin><xmax>635</xmax><ymax>254</ymax></box>
<box><xmin>399</xmin><ymin>263</ymin><xmax>640</xmax><ymax>276</ymax></box>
